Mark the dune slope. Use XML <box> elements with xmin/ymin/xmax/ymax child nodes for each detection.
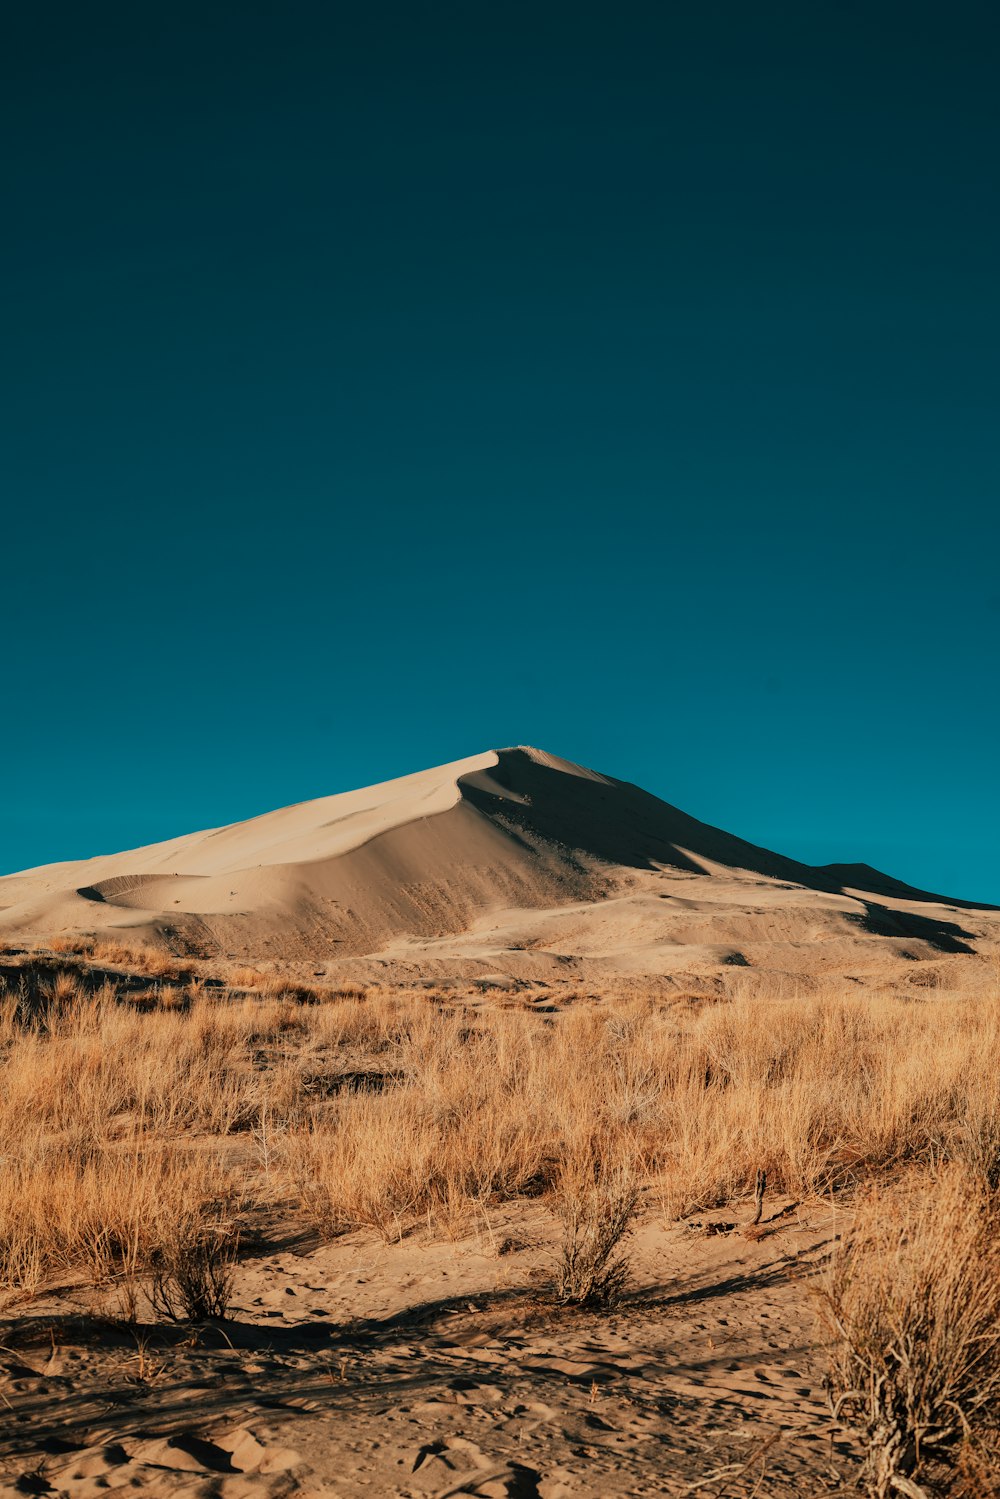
<box><xmin>0</xmin><ymin>746</ymin><xmax>994</xmax><ymax>972</ymax></box>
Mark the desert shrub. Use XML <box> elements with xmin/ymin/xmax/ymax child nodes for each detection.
<box><xmin>819</xmin><ymin>1168</ymin><xmax>1000</xmax><ymax>1497</ymax></box>
<box><xmin>147</xmin><ymin>1216</ymin><xmax>239</xmax><ymax>1321</ymax></box>
<box><xmin>551</xmin><ymin>1147</ymin><xmax>639</xmax><ymax>1308</ymax></box>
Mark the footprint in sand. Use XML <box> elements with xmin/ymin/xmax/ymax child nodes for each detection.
<box><xmin>409</xmin><ymin>1437</ymin><xmax>544</xmax><ymax>1497</ymax></box>
<box><xmin>413</xmin><ymin>1377</ymin><xmax>504</xmax><ymax>1415</ymax></box>
<box><xmin>445</xmin><ymin>1377</ymin><xmax>504</xmax><ymax>1405</ymax></box>
<box><xmin>38</xmin><ymin>1425</ymin><xmax>302</xmax><ymax>1497</ymax></box>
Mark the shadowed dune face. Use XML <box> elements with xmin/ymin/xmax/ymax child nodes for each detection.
<box><xmin>460</xmin><ymin>748</ymin><xmax>814</xmax><ymax>883</ymax></box>
<box><xmin>851</xmin><ymin>901</ymin><xmax>976</xmax><ymax>955</ymax></box>
<box><xmin>819</xmin><ymin>862</ymin><xmax>996</xmax><ymax>912</ymax></box>
<box><xmin>0</xmin><ymin>745</ymin><xmax>994</xmax><ymax>966</ymax></box>
<box><xmin>461</xmin><ymin>750</ymin><xmax>994</xmax><ymax>914</ymax></box>
<box><xmin>457</xmin><ymin>750</ymin><xmax>986</xmax><ymax>957</ymax></box>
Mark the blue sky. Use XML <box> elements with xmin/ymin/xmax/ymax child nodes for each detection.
<box><xmin>3</xmin><ymin>2</ymin><xmax>998</xmax><ymax>901</ymax></box>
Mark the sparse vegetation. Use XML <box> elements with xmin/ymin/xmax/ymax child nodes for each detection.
<box><xmin>552</xmin><ymin>1147</ymin><xmax>639</xmax><ymax>1306</ymax></box>
<box><xmin>147</xmin><ymin>1216</ymin><xmax>240</xmax><ymax>1321</ymax></box>
<box><xmin>85</xmin><ymin>938</ymin><xmax>181</xmax><ymax>976</ymax></box>
<box><xmin>819</xmin><ymin>1168</ymin><xmax>1000</xmax><ymax>1497</ymax></box>
<box><xmin>1</xmin><ymin>945</ymin><xmax>1000</xmax><ymax>1354</ymax></box>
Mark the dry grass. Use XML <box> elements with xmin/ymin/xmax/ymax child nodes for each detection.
<box><xmin>0</xmin><ymin>1143</ymin><xmax>246</xmax><ymax>1307</ymax></box>
<box><xmin>147</xmin><ymin>1213</ymin><xmax>239</xmax><ymax>1321</ymax></box>
<box><xmin>85</xmin><ymin>939</ymin><xmax>181</xmax><ymax>976</ymax></box>
<box><xmin>1</xmin><ymin>955</ymin><xmax>1000</xmax><ymax>1334</ymax></box>
<box><xmin>552</xmin><ymin>1145</ymin><xmax>639</xmax><ymax>1306</ymax></box>
<box><xmin>819</xmin><ymin>1168</ymin><xmax>1000</xmax><ymax>1497</ymax></box>
<box><xmin>0</xmin><ymin>982</ymin><xmax>299</xmax><ymax>1309</ymax></box>
<box><xmin>46</xmin><ymin>935</ymin><xmax>94</xmax><ymax>955</ymax></box>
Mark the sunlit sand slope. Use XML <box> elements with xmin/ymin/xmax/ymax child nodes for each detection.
<box><xmin>1</xmin><ymin>746</ymin><xmax>995</xmax><ymax>971</ymax></box>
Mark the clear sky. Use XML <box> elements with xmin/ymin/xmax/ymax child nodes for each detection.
<box><xmin>3</xmin><ymin>2</ymin><xmax>998</xmax><ymax>902</ymax></box>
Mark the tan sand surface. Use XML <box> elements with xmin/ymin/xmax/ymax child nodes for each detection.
<box><xmin>2</xmin><ymin>746</ymin><xmax>996</xmax><ymax>978</ymax></box>
<box><xmin>0</xmin><ymin>1194</ymin><xmax>859</xmax><ymax>1497</ymax></box>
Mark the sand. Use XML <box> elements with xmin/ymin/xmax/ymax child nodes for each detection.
<box><xmin>1</xmin><ymin>745</ymin><xmax>996</xmax><ymax>978</ymax></box>
<box><xmin>0</xmin><ymin>1193</ymin><xmax>859</xmax><ymax>1497</ymax></box>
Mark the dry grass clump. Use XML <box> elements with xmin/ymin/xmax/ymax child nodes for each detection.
<box><xmin>0</xmin><ymin>976</ymin><xmax>303</xmax><ymax>1312</ymax></box>
<box><xmin>46</xmin><ymin>935</ymin><xmax>95</xmax><ymax>955</ymax></box>
<box><xmin>284</xmin><ymin>1009</ymin><xmax>553</xmax><ymax>1238</ymax></box>
<box><xmin>228</xmin><ymin>965</ymin><xmax>265</xmax><ymax>988</ymax></box>
<box><xmin>953</xmin><ymin>1087</ymin><xmax>1000</xmax><ymax>1193</ymax></box>
<box><xmin>0</xmin><ymin>985</ymin><xmax>306</xmax><ymax>1142</ymax></box>
<box><xmin>222</xmin><ymin>964</ymin><xmax>342</xmax><ymax>1002</ymax></box>
<box><xmin>820</xmin><ymin>1168</ymin><xmax>1000</xmax><ymax>1497</ymax></box>
<box><xmin>87</xmin><ymin>939</ymin><xmax>180</xmax><ymax>976</ymax></box>
<box><xmin>282</xmin><ymin>1003</ymin><xmax>664</xmax><ymax>1245</ymax></box>
<box><xmin>551</xmin><ymin>1141</ymin><xmax>639</xmax><ymax>1307</ymax></box>
<box><xmin>0</xmin><ymin>1143</ymin><xmax>245</xmax><ymax>1310</ymax></box>
<box><xmin>146</xmin><ymin>1213</ymin><xmax>239</xmax><ymax>1321</ymax></box>
<box><xmin>659</xmin><ymin>991</ymin><xmax>1000</xmax><ymax>1214</ymax></box>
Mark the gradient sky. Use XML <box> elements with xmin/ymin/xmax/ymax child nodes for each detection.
<box><xmin>3</xmin><ymin>2</ymin><xmax>998</xmax><ymax>901</ymax></box>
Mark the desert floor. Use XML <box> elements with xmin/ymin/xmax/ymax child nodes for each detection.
<box><xmin>0</xmin><ymin>1197</ymin><xmax>858</xmax><ymax>1497</ymax></box>
<box><xmin>2</xmin><ymin>940</ymin><xmax>997</xmax><ymax>1497</ymax></box>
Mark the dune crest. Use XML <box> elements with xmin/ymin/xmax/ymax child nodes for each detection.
<box><xmin>1</xmin><ymin>746</ymin><xmax>995</xmax><ymax>972</ymax></box>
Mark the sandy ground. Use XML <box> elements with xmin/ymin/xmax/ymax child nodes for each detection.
<box><xmin>0</xmin><ymin>1197</ymin><xmax>859</xmax><ymax>1498</ymax></box>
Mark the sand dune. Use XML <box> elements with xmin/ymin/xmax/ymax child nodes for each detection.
<box><xmin>1</xmin><ymin>745</ymin><xmax>996</xmax><ymax>973</ymax></box>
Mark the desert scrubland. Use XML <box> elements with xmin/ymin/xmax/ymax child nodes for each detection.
<box><xmin>2</xmin><ymin>752</ymin><xmax>999</xmax><ymax>1493</ymax></box>
<box><xmin>0</xmin><ymin>940</ymin><xmax>998</xmax><ymax>1497</ymax></box>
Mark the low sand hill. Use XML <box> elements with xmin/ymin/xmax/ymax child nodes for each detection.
<box><xmin>1</xmin><ymin>746</ymin><xmax>996</xmax><ymax>976</ymax></box>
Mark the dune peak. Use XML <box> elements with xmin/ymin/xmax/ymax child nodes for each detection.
<box><xmin>0</xmin><ymin>744</ymin><xmax>994</xmax><ymax>968</ymax></box>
